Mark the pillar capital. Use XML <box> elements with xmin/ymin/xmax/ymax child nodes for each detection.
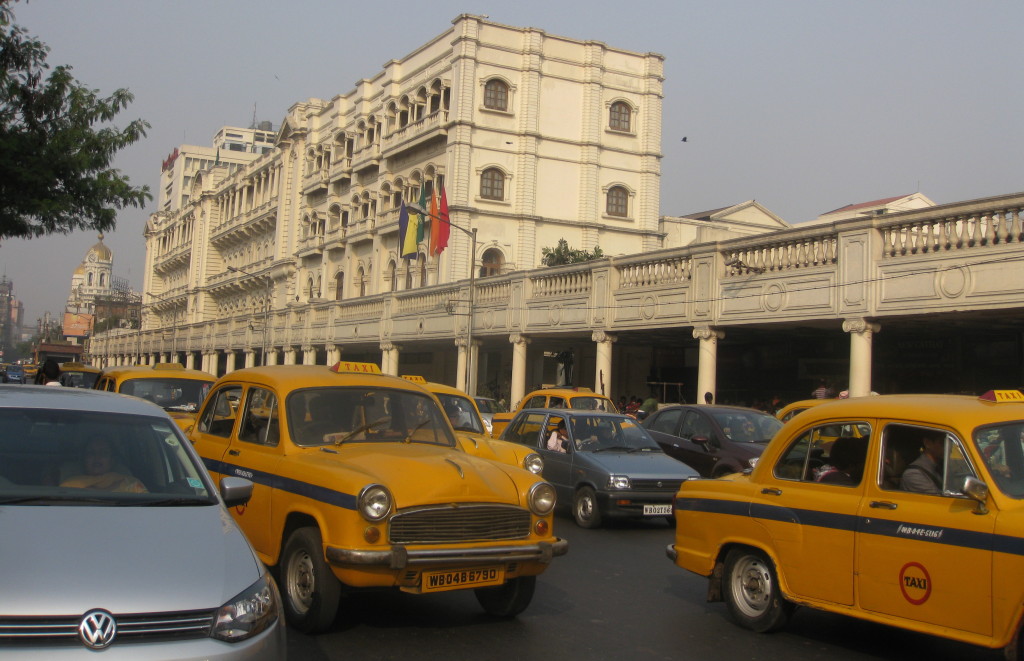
<box><xmin>692</xmin><ymin>326</ymin><xmax>725</xmax><ymax>342</ymax></box>
<box><xmin>842</xmin><ymin>318</ymin><xmax>881</xmax><ymax>335</ymax></box>
<box><xmin>380</xmin><ymin>341</ymin><xmax>399</xmax><ymax>352</ymax></box>
<box><xmin>509</xmin><ymin>333</ymin><xmax>531</xmax><ymax>347</ymax></box>
<box><xmin>592</xmin><ymin>330</ymin><xmax>617</xmax><ymax>344</ymax></box>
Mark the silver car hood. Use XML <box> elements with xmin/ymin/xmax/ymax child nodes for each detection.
<box><xmin>0</xmin><ymin>504</ymin><xmax>263</xmax><ymax>616</ymax></box>
<box><xmin>582</xmin><ymin>450</ymin><xmax>698</xmax><ymax>479</ymax></box>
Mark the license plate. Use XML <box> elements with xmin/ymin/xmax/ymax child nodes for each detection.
<box><xmin>644</xmin><ymin>504</ymin><xmax>673</xmax><ymax>516</ymax></box>
<box><xmin>421</xmin><ymin>566</ymin><xmax>505</xmax><ymax>593</ymax></box>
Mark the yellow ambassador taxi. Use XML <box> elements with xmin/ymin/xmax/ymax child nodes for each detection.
<box><xmin>667</xmin><ymin>391</ymin><xmax>1024</xmax><ymax>657</ymax></box>
<box><xmin>402</xmin><ymin>375</ymin><xmax>544</xmax><ymax>476</ymax></box>
<box><xmin>190</xmin><ymin>362</ymin><xmax>567</xmax><ymax>633</ymax></box>
<box><xmin>95</xmin><ymin>363</ymin><xmax>215</xmax><ymax>430</ymax></box>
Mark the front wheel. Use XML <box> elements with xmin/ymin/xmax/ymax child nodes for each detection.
<box><xmin>475</xmin><ymin>576</ymin><xmax>536</xmax><ymax>617</ymax></box>
<box><xmin>281</xmin><ymin>527</ymin><xmax>342</xmax><ymax>633</ymax></box>
<box><xmin>573</xmin><ymin>486</ymin><xmax>603</xmax><ymax>528</ymax></box>
<box><xmin>722</xmin><ymin>548</ymin><xmax>793</xmax><ymax>633</ymax></box>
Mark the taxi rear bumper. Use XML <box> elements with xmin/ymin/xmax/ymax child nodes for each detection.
<box><xmin>326</xmin><ymin>538</ymin><xmax>569</xmax><ymax>569</ymax></box>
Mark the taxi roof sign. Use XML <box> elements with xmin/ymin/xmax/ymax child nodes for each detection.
<box><xmin>329</xmin><ymin>361</ymin><xmax>381</xmax><ymax>374</ymax></box>
<box><xmin>401</xmin><ymin>375</ymin><xmax>427</xmax><ymax>384</ymax></box>
<box><xmin>151</xmin><ymin>363</ymin><xmax>185</xmax><ymax>371</ymax></box>
<box><xmin>979</xmin><ymin>389</ymin><xmax>1024</xmax><ymax>402</ymax></box>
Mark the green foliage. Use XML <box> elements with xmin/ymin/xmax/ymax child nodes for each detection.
<box><xmin>540</xmin><ymin>239</ymin><xmax>604</xmax><ymax>266</ymax></box>
<box><xmin>0</xmin><ymin>1</ymin><xmax>150</xmax><ymax>241</ymax></box>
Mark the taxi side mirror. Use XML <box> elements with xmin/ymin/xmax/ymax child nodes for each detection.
<box><xmin>962</xmin><ymin>476</ymin><xmax>989</xmax><ymax>515</ymax></box>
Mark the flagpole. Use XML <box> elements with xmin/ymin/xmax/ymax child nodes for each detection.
<box><xmin>408</xmin><ymin>201</ymin><xmax>477</xmax><ymax>395</ymax></box>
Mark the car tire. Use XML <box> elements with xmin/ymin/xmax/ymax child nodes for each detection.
<box><xmin>281</xmin><ymin>527</ymin><xmax>341</xmax><ymax>633</ymax></box>
<box><xmin>475</xmin><ymin>575</ymin><xmax>536</xmax><ymax>617</ymax></box>
<box><xmin>722</xmin><ymin>547</ymin><xmax>793</xmax><ymax>633</ymax></box>
<box><xmin>573</xmin><ymin>486</ymin><xmax>603</xmax><ymax>528</ymax></box>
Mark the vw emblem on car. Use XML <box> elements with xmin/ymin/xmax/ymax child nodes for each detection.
<box><xmin>78</xmin><ymin>610</ymin><xmax>116</xmax><ymax>649</ymax></box>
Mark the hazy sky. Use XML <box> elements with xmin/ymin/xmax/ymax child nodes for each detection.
<box><xmin>4</xmin><ymin>0</ymin><xmax>1023</xmax><ymax>323</ymax></box>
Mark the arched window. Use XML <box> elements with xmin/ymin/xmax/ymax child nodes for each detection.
<box><xmin>334</xmin><ymin>272</ymin><xmax>344</xmax><ymax>301</ymax></box>
<box><xmin>609</xmin><ymin>101</ymin><xmax>632</xmax><ymax>132</ymax></box>
<box><xmin>480</xmin><ymin>248</ymin><xmax>505</xmax><ymax>277</ymax></box>
<box><xmin>606</xmin><ymin>186</ymin><xmax>629</xmax><ymax>217</ymax></box>
<box><xmin>87</xmin><ymin>273</ymin><xmax>93</xmax><ymax>286</ymax></box>
<box><xmin>483</xmin><ymin>79</ymin><xmax>509</xmax><ymax>111</ymax></box>
<box><xmin>481</xmin><ymin>168</ymin><xmax>505</xmax><ymax>201</ymax></box>
<box><xmin>404</xmin><ymin>261</ymin><xmax>413</xmax><ymax>290</ymax></box>
<box><xmin>99</xmin><ymin>273</ymin><xmax>106</xmax><ymax>287</ymax></box>
<box><xmin>386</xmin><ymin>260</ymin><xmax>397</xmax><ymax>292</ymax></box>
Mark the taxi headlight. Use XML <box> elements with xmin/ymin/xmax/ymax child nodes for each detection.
<box><xmin>528</xmin><ymin>481</ymin><xmax>556</xmax><ymax>516</ymax></box>
<box><xmin>607</xmin><ymin>474</ymin><xmax>631</xmax><ymax>490</ymax></box>
<box><xmin>358</xmin><ymin>484</ymin><xmax>393</xmax><ymax>522</ymax></box>
<box><xmin>210</xmin><ymin>573</ymin><xmax>280</xmax><ymax>642</ymax></box>
<box><xmin>523</xmin><ymin>452</ymin><xmax>544</xmax><ymax>475</ymax></box>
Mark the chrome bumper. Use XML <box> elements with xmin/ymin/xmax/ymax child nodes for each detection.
<box><xmin>326</xmin><ymin>538</ymin><xmax>569</xmax><ymax>569</ymax></box>
<box><xmin>665</xmin><ymin>543</ymin><xmax>678</xmax><ymax>562</ymax></box>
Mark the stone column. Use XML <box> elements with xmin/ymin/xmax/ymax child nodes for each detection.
<box><xmin>592</xmin><ymin>331</ymin><xmax>617</xmax><ymax>398</ymax></box>
<box><xmin>843</xmin><ymin>318</ymin><xmax>880</xmax><ymax>398</ymax></box>
<box><xmin>455</xmin><ymin>337</ymin><xmax>468</xmax><ymax>392</ymax></box>
<box><xmin>266</xmin><ymin>348</ymin><xmax>279</xmax><ymax>366</ymax></box>
<box><xmin>244</xmin><ymin>350</ymin><xmax>256</xmax><ymax>368</ymax></box>
<box><xmin>185</xmin><ymin>352</ymin><xmax>195</xmax><ymax>370</ymax></box>
<box><xmin>380</xmin><ymin>342</ymin><xmax>400</xmax><ymax>376</ymax></box>
<box><xmin>225</xmin><ymin>351</ymin><xmax>236</xmax><ymax>374</ymax></box>
<box><xmin>302</xmin><ymin>345</ymin><xmax>315</xmax><ymax>365</ymax></box>
<box><xmin>326</xmin><ymin>344</ymin><xmax>341</xmax><ymax>365</ymax></box>
<box><xmin>284</xmin><ymin>347</ymin><xmax>297</xmax><ymax>365</ymax></box>
<box><xmin>509</xmin><ymin>333</ymin><xmax>530</xmax><ymax>409</ymax></box>
<box><xmin>693</xmin><ymin>326</ymin><xmax>725</xmax><ymax>404</ymax></box>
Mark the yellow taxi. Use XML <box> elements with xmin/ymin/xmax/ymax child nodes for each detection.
<box><xmin>94</xmin><ymin>363</ymin><xmax>216</xmax><ymax>429</ymax></box>
<box><xmin>402</xmin><ymin>376</ymin><xmax>544</xmax><ymax>475</ymax></box>
<box><xmin>490</xmin><ymin>386</ymin><xmax>619</xmax><ymax>438</ymax></box>
<box><xmin>667</xmin><ymin>391</ymin><xmax>1024</xmax><ymax>656</ymax></box>
<box><xmin>190</xmin><ymin>362</ymin><xmax>567</xmax><ymax>633</ymax></box>
<box><xmin>775</xmin><ymin>398</ymin><xmax>829</xmax><ymax>422</ymax></box>
<box><xmin>57</xmin><ymin>361</ymin><xmax>102</xmax><ymax>388</ymax></box>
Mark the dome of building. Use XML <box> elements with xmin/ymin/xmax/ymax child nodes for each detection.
<box><xmin>86</xmin><ymin>233</ymin><xmax>113</xmax><ymax>262</ymax></box>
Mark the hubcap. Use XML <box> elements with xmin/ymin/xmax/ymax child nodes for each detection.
<box><xmin>577</xmin><ymin>495</ymin><xmax>593</xmax><ymax>521</ymax></box>
<box><xmin>286</xmin><ymin>549</ymin><xmax>315</xmax><ymax>615</ymax></box>
<box><xmin>732</xmin><ymin>555</ymin><xmax>771</xmax><ymax>617</ymax></box>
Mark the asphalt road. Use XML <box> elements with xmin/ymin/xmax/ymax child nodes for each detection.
<box><xmin>286</xmin><ymin>513</ymin><xmax>1004</xmax><ymax>661</ymax></box>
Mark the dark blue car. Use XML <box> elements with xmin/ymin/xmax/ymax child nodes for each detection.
<box><xmin>4</xmin><ymin>365</ymin><xmax>25</xmax><ymax>384</ymax></box>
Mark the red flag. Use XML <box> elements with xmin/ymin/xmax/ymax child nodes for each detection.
<box><xmin>436</xmin><ymin>186</ymin><xmax>450</xmax><ymax>254</ymax></box>
<box><xmin>429</xmin><ymin>187</ymin><xmax>440</xmax><ymax>255</ymax></box>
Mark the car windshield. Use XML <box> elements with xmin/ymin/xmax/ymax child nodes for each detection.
<box><xmin>59</xmin><ymin>371</ymin><xmax>99</xmax><ymax>388</ymax></box>
<box><xmin>570</xmin><ymin>415</ymin><xmax>661</xmax><ymax>452</ymax></box>
<box><xmin>436</xmin><ymin>393</ymin><xmax>486</xmax><ymax>434</ymax></box>
<box><xmin>475</xmin><ymin>398</ymin><xmax>503</xmax><ymax>414</ymax></box>
<box><xmin>0</xmin><ymin>408</ymin><xmax>215</xmax><ymax>505</ymax></box>
<box><xmin>119</xmin><ymin>378</ymin><xmax>212</xmax><ymax>412</ymax></box>
<box><xmin>287</xmin><ymin>387</ymin><xmax>457</xmax><ymax>448</ymax></box>
<box><xmin>974</xmin><ymin>422</ymin><xmax>1024</xmax><ymax>499</ymax></box>
<box><xmin>709</xmin><ymin>410</ymin><xmax>782</xmax><ymax>443</ymax></box>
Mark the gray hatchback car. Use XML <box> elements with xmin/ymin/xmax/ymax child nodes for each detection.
<box><xmin>0</xmin><ymin>386</ymin><xmax>286</xmax><ymax>659</ymax></box>
<box><xmin>501</xmin><ymin>408</ymin><xmax>698</xmax><ymax>528</ymax></box>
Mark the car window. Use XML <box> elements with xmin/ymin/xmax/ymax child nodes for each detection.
<box><xmin>649</xmin><ymin>408</ymin><xmax>683</xmax><ymax>435</ymax></box>
<box><xmin>119</xmin><ymin>377</ymin><xmax>212</xmax><ymax>413</ymax></box>
<box><xmin>238</xmin><ymin>387</ymin><xmax>279</xmax><ymax>446</ymax></box>
<box><xmin>285</xmin><ymin>387</ymin><xmax>455</xmax><ymax>448</ymax></box>
<box><xmin>197</xmin><ymin>385</ymin><xmax>242</xmax><ymax>438</ymax></box>
<box><xmin>435</xmin><ymin>393</ymin><xmax>485</xmax><ymax>434</ymax></box>
<box><xmin>882</xmin><ymin>423</ymin><xmax>976</xmax><ymax>495</ymax></box>
<box><xmin>523</xmin><ymin>395</ymin><xmax>547</xmax><ymax>409</ymax></box>
<box><xmin>572</xmin><ymin>415</ymin><xmax>661</xmax><ymax>452</ymax></box>
<box><xmin>0</xmin><ymin>408</ymin><xmax>214</xmax><ymax>503</ymax></box>
<box><xmin>682</xmin><ymin>411</ymin><xmax>712</xmax><ymax>440</ymax></box>
<box><xmin>506</xmin><ymin>412</ymin><xmax>547</xmax><ymax>448</ymax></box>
<box><xmin>774</xmin><ymin>421</ymin><xmax>871</xmax><ymax>486</ymax></box>
<box><xmin>974</xmin><ymin>422</ymin><xmax>1024</xmax><ymax>498</ymax></box>
<box><xmin>548</xmin><ymin>396</ymin><xmax>567</xmax><ymax>408</ymax></box>
<box><xmin>710</xmin><ymin>410</ymin><xmax>782</xmax><ymax>443</ymax></box>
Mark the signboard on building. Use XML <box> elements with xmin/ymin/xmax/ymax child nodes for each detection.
<box><xmin>63</xmin><ymin>312</ymin><xmax>93</xmax><ymax>338</ymax></box>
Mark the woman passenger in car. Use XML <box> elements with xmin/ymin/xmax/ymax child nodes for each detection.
<box><xmin>61</xmin><ymin>438</ymin><xmax>147</xmax><ymax>493</ymax></box>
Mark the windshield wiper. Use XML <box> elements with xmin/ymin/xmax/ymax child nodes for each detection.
<box><xmin>593</xmin><ymin>445</ymin><xmax>633</xmax><ymax>453</ymax></box>
<box><xmin>0</xmin><ymin>495</ymin><xmax>126</xmax><ymax>505</ymax></box>
<box><xmin>140</xmin><ymin>497</ymin><xmax>213</xmax><ymax>506</ymax></box>
<box><xmin>404</xmin><ymin>418</ymin><xmax>432</xmax><ymax>443</ymax></box>
<box><xmin>334</xmin><ymin>416</ymin><xmax>390</xmax><ymax>445</ymax></box>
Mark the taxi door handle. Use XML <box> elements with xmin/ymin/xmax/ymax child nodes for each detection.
<box><xmin>228</xmin><ymin>449</ymin><xmax>241</xmax><ymax>456</ymax></box>
<box><xmin>761</xmin><ymin>487</ymin><xmax>782</xmax><ymax>496</ymax></box>
<box><xmin>869</xmin><ymin>500</ymin><xmax>897</xmax><ymax>510</ymax></box>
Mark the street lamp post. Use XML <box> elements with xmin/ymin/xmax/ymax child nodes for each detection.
<box><xmin>228</xmin><ymin>266</ymin><xmax>272</xmax><ymax>366</ymax></box>
<box><xmin>407</xmin><ymin>202</ymin><xmax>477</xmax><ymax>394</ymax></box>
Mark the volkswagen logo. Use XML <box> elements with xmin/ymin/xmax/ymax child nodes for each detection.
<box><xmin>78</xmin><ymin>609</ymin><xmax>117</xmax><ymax>649</ymax></box>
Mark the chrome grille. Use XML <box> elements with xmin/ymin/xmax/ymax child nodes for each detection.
<box><xmin>0</xmin><ymin>610</ymin><xmax>213</xmax><ymax>645</ymax></box>
<box><xmin>631</xmin><ymin>479</ymin><xmax>683</xmax><ymax>492</ymax></box>
<box><xmin>389</xmin><ymin>505</ymin><xmax>531</xmax><ymax>544</ymax></box>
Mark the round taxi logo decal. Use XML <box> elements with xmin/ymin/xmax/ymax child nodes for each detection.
<box><xmin>899</xmin><ymin>562</ymin><xmax>931</xmax><ymax>605</ymax></box>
